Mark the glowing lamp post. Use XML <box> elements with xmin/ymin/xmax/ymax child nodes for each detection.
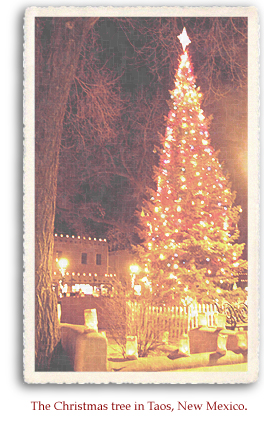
<box><xmin>58</xmin><ymin>258</ymin><xmax>69</xmax><ymax>277</ymax></box>
<box><xmin>58</xmin><ymin>258</ymin><xmax>69</xmax><ymax>296</ymax></box>
<box><xmin>129</xmin><ymin>264</ymin><xmax>140</xmax><ymax>289</ymax></box>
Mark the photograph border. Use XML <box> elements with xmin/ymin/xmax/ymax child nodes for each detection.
<box><xmin>23</xmin><ymin>5</ymin><xmax>259</xmax><ymax>384</ymax></box>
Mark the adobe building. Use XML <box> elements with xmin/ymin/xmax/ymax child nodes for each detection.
<box><xmin>52</xmin><ymin>233</ymin><xmax>116</xmax><ymax>296</ymax></box>
<box><xmin>108</xmin><ymin>249</ymin><xmax>134</xmax><ymax>284</ymax></box>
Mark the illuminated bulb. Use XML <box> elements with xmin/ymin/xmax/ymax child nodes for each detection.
<box><xmin>177</xmin><ymin>206</ymin><xmax>181</xmax><ymax>212</ymax></box>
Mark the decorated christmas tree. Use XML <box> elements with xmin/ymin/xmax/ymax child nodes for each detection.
<box><xmin>139</xmin><ymin>28</ymin><xmax>247</xmax><ymax>305</ymax></box>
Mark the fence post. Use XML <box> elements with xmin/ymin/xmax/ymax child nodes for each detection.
<box><xmin>184</xmin><ymin>306</ymin><xmax>187</xmax><ymax>335</ymax></box>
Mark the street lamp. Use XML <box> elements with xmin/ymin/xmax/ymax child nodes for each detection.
<box><xmin>129</xmin><ymin>264</ymin><xmax>139</xmax><ymax>289</ymax></box>
<box><xmin>58</xmin><ymin>258</ymin><xmax>69</xmax><ymax>296</ymax></box>
<box><xmin>58</xmin><ymin>258</ymin><xmax>69</xmax><ymax>276</ymax></box>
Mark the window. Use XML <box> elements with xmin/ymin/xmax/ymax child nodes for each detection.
<box><xmin>81</xmin><ymin>253</ymin><xmax>87</xmax><ymax>264</ymax></box>
<box><xmin>96</xmin><ymin>254</ymin><xmax>102</xmax><ymax>265</ymax></box>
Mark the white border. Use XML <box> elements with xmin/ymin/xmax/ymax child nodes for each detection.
<box><xmin>24</xmin><ymin>6</ymin><xmax>259</xmax><ymax>384</ymax></box>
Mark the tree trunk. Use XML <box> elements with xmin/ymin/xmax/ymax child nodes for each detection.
<box><xmin>35</xmin><ymin>17</ymin><xmax>98</xmax><ymax>370</ymax></box>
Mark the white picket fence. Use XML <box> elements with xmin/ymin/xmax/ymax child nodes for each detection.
<box><xmin>126</xmin><ymin>301</ymin><xmax>218</xmax><ymax>342</ymax></box>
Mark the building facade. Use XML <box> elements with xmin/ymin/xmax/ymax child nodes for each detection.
<box><xmin>53</xmin><ymin>233</ymin><xmax>115</xmax><ymax>296</ymax></box>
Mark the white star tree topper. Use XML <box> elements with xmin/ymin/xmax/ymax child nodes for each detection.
<box><xmin>177</xmin><ymin>27</ymin><xmax>191</xmax><ymax>51</ymax></box>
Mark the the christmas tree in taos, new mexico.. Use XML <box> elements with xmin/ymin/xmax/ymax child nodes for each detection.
<box><xmin>138</xmin><ymin>28</ymin><xmax>247</xmax><ymax>305</ymax></box>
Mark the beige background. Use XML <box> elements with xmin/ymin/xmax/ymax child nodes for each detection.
<box><xmin>2</xmin><ymin>1</ymin><xmax>261</xmax><ymax>434</ymax></box>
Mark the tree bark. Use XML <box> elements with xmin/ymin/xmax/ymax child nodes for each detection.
<box><xmin>35</xmin><ymin>17</ymin><xmax>98</xmax><ymax>370</ymax></box>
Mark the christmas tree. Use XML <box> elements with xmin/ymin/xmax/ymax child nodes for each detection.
<box><xmin>139</xmin><ymin>28</ymin><xmax>247</xmax><ymax>305</ymax></box>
